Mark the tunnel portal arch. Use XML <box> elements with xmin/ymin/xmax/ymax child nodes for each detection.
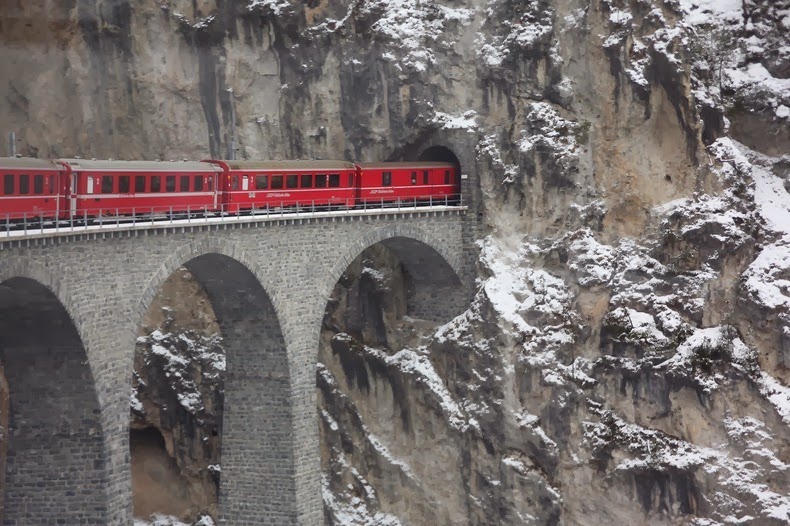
<box><xmin>0</xmin><ymin>276</ymin><xmax>107</xmax><ymax>524</ymax></box>
<box><xmin>419</xmin><ymin>145</ymin><xmax>462</xmax><ymax>177</ymax></box>
<box><xmin>134</xmin><ymin>244</ymin><xmax>296</xmax><ymax>524</ymax></box>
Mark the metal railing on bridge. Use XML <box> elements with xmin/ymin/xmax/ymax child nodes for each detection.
<box><xmin>1</xmin><ymin>193</ymin><xmax>464</xmax><ymax>238</ymax></box>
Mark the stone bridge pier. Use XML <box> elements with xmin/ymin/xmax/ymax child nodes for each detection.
<box><xmin>0</xmin><ymin>204</ymin><xmax>470</xmax><ymax>524</ymax></box>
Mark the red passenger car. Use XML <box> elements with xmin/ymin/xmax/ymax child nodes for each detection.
<box><xmin>60</xmin><ymin>159</ymin><xmax>221</xmax><ymax>218</ymax></box>
<box><xmin>357</xmin><ymin>162</ymin><xmax>459</xmax><ymax>206</ymax></box>
<box><xmin>0</xmin><ymin>157</ymin><xmax>68</xmax><ymax>221</ymax></box>
<box><xmin>205</xmin><ymin>160</ymin><xmax>359</xmax><ymax>212</ymax></box>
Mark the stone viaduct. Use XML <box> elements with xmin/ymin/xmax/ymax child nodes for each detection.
<box><xmin>0</xmin><ymin>135</ymin><xmax>485</xmax><ymax>525</ymax></box>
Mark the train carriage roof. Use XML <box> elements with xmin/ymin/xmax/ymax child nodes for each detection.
<box><xmin>0</xmin><ymin>157</ymin><xmax>63</xmax><ymax>170</ymax></box>
<box><xmin>357</xmin><ymin>161</ymin><xmax>455</xmax><ymax>169</ymax></box>
<box><xmin>209</xmin><ymin>160</ymin><xmax>357</xmax><ymax>171</ymax></box>
<box><xmin>60</xmin><ymin>159</ymin><xmax>222</xmax><ymax>172</ymax></box>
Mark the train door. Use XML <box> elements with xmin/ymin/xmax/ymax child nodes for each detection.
<box><xmin>350</xmin><ymin>170</ymin><xmax>359</xmax><ymax>205</ymax></box>
<box><xmin>70</xmin><ymin>172</ymin><xmax>79</xmax><ymax>217</ymax></box>
<box><xmin>210</xmin><ymin>174</ymin><xmax>217</xmax><ymax>209</ymax></box>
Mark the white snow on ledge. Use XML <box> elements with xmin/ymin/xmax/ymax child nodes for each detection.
<box><xmin>740</xmin><ymin>144</ymin><xmax>790</xmax><ymax>311</ymax></box>
<box><xmin>434</xmin><ymin>110</ymin><xmax>478</xmax><ymax>131</ymax></box>
<box><xmin>134</xmin><ymin>515</ymin><xmax>215</xmax><ymax>526</ymax></box>
<box><xmin>678</xmin><ymin>0</ymin><xmax>743</xmax><ymax>26</ymax></box>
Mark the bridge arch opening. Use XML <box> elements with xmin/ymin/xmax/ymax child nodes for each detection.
<box><xmin>131</xmin><ymin>253</ymin><xmax>292</xmax><ymax>524</ymax></box>
<box><xmin>318</xmin><ymin>236</ymin><xmax>465</xmax><ymax>521</ymax></box>
<box><xmin>0</xmin><ymin>277</ymin><xmax>106</xmax><ymax>523</ymax></box>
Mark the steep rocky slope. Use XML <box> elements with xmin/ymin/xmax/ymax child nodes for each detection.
<box><xmin>0</xmin><ymin>0</ymin><xmax>788</xmax><ymax>525</ymax></box>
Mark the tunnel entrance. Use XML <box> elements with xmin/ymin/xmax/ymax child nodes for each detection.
<box><xmin>419</xmin><ymin>145</ymin><xmax>461</xmax><ymax>175</ymax></box>
<box><xmin>132</xmin><ymin>254</ymin><xmax>292</xmax><ymax>524</ymax></box>
<box><xmin>0</xmin><ymin>277</ymin><xmax>105</xmax><ymax>523</ymax></box>
<box><xmin>419</xmin><ymin>145</ymin><xmax>463</xmax><ymax>205</ymax></box>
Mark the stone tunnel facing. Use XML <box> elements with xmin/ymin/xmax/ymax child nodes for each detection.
<box><xmin>0</xmin><ymin>277</ymin><xmax>106</xmax><ymax>524</ymax></box>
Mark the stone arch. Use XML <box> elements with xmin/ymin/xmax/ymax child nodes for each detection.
<box><xmin>0</xmin><ymin>268</ymin><xmax>107</xmax><ymax>523</ymax></box>
<box><xmin>323</xmin><ymin>224</ymin><xmax>465</xmax><ymax>325</ymax></box>
<box><xmin>132</xmin><ymin>239</ymin><xmax>298</xmax><ymax>523</ymax></box>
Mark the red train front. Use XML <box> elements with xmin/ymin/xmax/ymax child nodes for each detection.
<box><xmin>357</xmin><ymin>161</ymin><xmax>459</xmax><ymax>206</ymax></box>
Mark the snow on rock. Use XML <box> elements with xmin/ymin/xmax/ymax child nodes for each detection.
<box><xmin>678</xmin><ymin>0</ymin><xmax>743</xmax><ymax>27</ymax></box>
<box><xmin>477</xmin><ymin>134</ymin><xmax>520</xmax><ymax>184</ymax></box>
<box><xmin>518</xmin><ymin>102</ymin><xmax>583</xmax><ymax>171</ymax></box>
<box><xmin>433</xmin><ymin>110</ymin><xmax>478</xmax><ymax>131</ymax></box>
<box><xmin>246</xmin><ymin>0</ymin><xmax>293</xmax><ymax>17</ymax></box>
<box><xmin>134</xmin><ymin>514</ymin><xmax>215</xmax><ymax>526</ymax></box>
<box><xmin>134</xmin><ymin>329</ymin><xmax>225</xmax><ymax>415</ymax></box>
<box><xmin>679</xmin><ymin>0</ymin><xmax>790</xmax><ymax>123</ymax></box>
<box><xmin>559</xmin><ymin>228</ymin><xmax>617</xmax><ymax>287</ymax></box>
<box><xmin>322</xmin><ymin>474</ymin><xmax>404</xmax><ymax>526</ymax></box>
<box><xmin>584</xmin><ymin>404</ymin><xmax>790</xmax><ymax>523</ymax></box>
<box><xmin>740</xmin><ymin>144</ymin><xmax>790</xmax><ymax>312</ymax></box>
<box><xmin>363</xmin><ymin>344</ymin><xmax>478</xmax><ymax>433</ymax></box>
<box><xmin>354</xmin><ymin>0</ymin><xmax>474</xmax><ymax>73</ymax></box>
<box><xmin>476</xmin><ymin>0</ymin><xmax>554</xmax><ymax>68</ymax></box>
<box><xmin>478</xmin><ymin>236</ymin><xmax>578</xmax><ymax>352</ymax></box>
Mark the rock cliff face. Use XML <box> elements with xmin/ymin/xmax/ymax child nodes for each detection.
<box><xmin>1</xmin><ymin>0</ymin><xmax>789</xmax><ymax>525</ymax></box>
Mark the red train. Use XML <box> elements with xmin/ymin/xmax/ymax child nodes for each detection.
<box><xmin>0</xmin><ymin>157</ymin><xmax>459</xmax><ymax>224</ymax></box>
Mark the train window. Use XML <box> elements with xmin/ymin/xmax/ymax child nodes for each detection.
<box><xmin>329</xmin><ymin>173</ymin><xmax>340</xmax><ymax>187</ymax></box>
<box><xmin>195</xmin><ymin>176</ymin><xmax>204</xmax><ymax>191</ymax></box>
<box><xmin>3</xmin><ymin>174</ymin><xmax>13</xmax><ymax>195</ymax></box>
<box><xmin>411</xmin><ymin>171</ymin><xmax>417</xmax><ymax>185</ymax></box>
<box><xmin>286</xmin><ymin>174</ymin><xmax>298</xmax><ymax>189</ymax></box>
<box><xmin>151</xmin><ymin>176</ymin><xmax>161</xmax><ymax>192</ymax></box>
<box><xmin>315</xmin><ymin>174</ymin><xmax>327</xmax><ymax>188</ymax></box>
<box><xmin>444</xmin><ymin>170</ymin><xmax>450</xmax><ymax>184</ymax></box>
<box><xmin>180</xmin><ymin>175</ymin><xmax>190</xmax><ymax>192</ymax></box>
<box><xmin>255</xmin><ymin>175</ymin><xmax>268</xmax><ymax>190</ymax></box>
<box><xmin>119</xmin><ymin>176</ymin><xmax>130</xmax><ymax>193</ymax></box>
<box><xmin>207</xmin><ymin>176</ymin><xmax>213</xmax><ymax>191</ymax></box>
<box><xmin>135</xmin><ymin>176</ymin><xmax>146</xmax><ymax>193</ymax></box>
<box><xmin>49</xmin><ymin>175</ymin><xmax>55</xmax><ymax>194</ymax></box>
<box><xmin>166</xmin><ymin>176</ymin><xmax>176</xmax><ymax>192</ymax></box>
<box><xmin>101</xmin><ymin>175</ymin><xmax>113</xmax><ymax>194</ymax></box>
<box><xmin>271</xmin><ymin>175</ymin><xmax>284</xmax><ymax>189</ymax></box>
<box><xmin>19</xmin><ymin>174</ymin><xmax>29</xmax><ymax>194</ymax></box>
<box><xmin>348</xmin><ymin>173</ymin><xmax>354</xmax><ymax>187</ymax></box>
<box><xmin>33</xmin><ymin>174</ymin><xmax>44</xmax><ymax>194</ymax></box>
<box><xmin>382</xmin><ymin>172</ymin><xmax>392</xmax><ymax>186</ymax></box>
<box><xmin>231</xmin><ymin>175</ymin><xmax>239</xmax><ymax>190</ymax></box>
<box><xmin>423</xmin><ymin>171</ymin><xmax>429</xmax><ymax>184</ymax></box>
<box><xmin>301</xmin><ymin>174</ymin><xmax>313</xmax><ymax>188</ymax></box>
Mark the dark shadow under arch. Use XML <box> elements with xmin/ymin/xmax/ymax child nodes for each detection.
<box><xmin>132</xmin><ymin>253</ymin><xmax>296</xmax><ymax>524</ymax></box>
<box><xmin>326</xmin><ymin>236</ymin><xmax>465</xmax><ymax>331</ymax></box>
<box><xmin>377</xmin><ymin>237</ymin><xmax>463</xmax><ymax>322</ymax></box>
<box><xmin>0</xmin><ymin>277</ymin><xmax>106</xmax><ymax>524</ymax></box>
